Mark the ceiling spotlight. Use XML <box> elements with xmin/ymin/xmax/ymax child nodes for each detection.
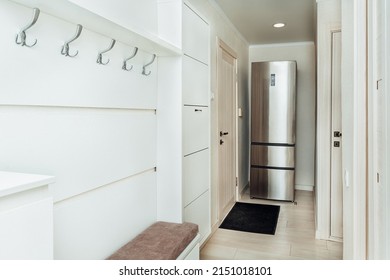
<box><xmin>273</xmin><ymin>23</ymin><xmax>285</xmax><ymax>28</ymax></box>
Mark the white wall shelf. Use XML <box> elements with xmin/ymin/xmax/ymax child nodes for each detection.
<box><xmin>11</xmin><ymin>0</ymin><xmax>182</xmax><ymax>56</ymax></box>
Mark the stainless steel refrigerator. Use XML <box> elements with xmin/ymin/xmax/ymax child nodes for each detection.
<box><xmin>250</xmin><ymin>61</ymin><xmax>297</xmax><ymax>201</ymax></box>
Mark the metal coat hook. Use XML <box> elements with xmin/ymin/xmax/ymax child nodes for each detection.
<box><xmin>122</xmin><ymin>47</ymin><xmax>138</xmax><ymax>71</ymax></box>
<box><xmin>15</xmin><ymin>8</ymin><xmax>40</xmax><ymax>47</ymax></box>
<box><xmin>142</xmin><ymin>54</ymin><xmax>156</xmax><ymax>76</ymax></box>
<box><xmin>97</xmin><ymin>39</ymin><xmax>116</xmax><ymax>65</ymax></box>
<box><xmin>61</xmin><ymin>24</ymin><xmax>83</xmax><ymax>57</ymax></box>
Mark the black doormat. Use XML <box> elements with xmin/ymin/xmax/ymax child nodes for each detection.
<box><xmin>219</xmin><ymin>202</ymin><xmax>280</xmax><ymax>235</ymax></box>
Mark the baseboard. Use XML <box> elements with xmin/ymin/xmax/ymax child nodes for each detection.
<box><xmin>295</xmin><ymin>184</ymin><xmax>314</xmax><ymax>191</ymax></box>
<box><xmin>238</xmin><ymin>183</ymin><xmax>249</xmax><ymax>199</ymax></box>
<box><xmin>200</xmin><ymin>222</ymin><xmax>219</xmax><ymax>250</ymax></box>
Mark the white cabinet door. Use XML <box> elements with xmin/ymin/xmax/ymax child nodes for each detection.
<box><xmin>183</xmin><ymin>56</ymin><xmax>209</xmax><ymax>106</ymax></box>
<box><xmin>0</xmin><ymin>198</ymin><xmax>53</xmax><ymax>260</ymax></box>
<box><xmin>184</xmin><ymin>190</ymin><xmax>210</xmax><ymax>243</ymax></box>
<box><xmin>183</xmin><ymin>106</ymin><xmax>209</xmax><ymax>155</ymax></box>
<box><xmin>182</xmin><ymin>4</ymin><xmax>209</xmax><ymax>64</ymax></box>
<box><xmin>183</xmin><ymin>149</ymin><xmax>210</xmax><ymax>207</ymax></box>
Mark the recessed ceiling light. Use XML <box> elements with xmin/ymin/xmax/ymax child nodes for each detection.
<box><xmin>273</xmin><ymin>23</ymin><xmax>286</xmax><ymax>28</ymax></box>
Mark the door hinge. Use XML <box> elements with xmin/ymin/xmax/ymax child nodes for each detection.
<box><xmin>235</xmin><ymin>177</ymin><xmax>238</xmax><ymax>186</ymax></box>
<box><xmin>377</xmin><ymin>79</ymin><xmax>383</xmax><ymax>90</ymax></box>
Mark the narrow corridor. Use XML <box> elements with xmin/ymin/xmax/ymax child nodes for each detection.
<box><xmin>201</xmin><ymin>190</ymin><xmax>342</xmax><ymax>260</ymax></box>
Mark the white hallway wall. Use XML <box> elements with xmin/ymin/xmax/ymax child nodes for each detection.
<box><xmin>249</xmin><ymin>42</ymin><xmax>316</xmax><ymax>190</ymax></box>
<box><xmin>186</xmin><ymin>0</ymin><xmax>250</xmax><ymax>227</ymax></box>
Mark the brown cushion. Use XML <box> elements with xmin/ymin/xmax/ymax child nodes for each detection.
<box><xmin>107</xmin><ymin>221</ymin><xmax>199</xmax><ymax>260</ymax></box>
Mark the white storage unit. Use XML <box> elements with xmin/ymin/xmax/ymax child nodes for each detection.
<box><xmin>0</xmin><ymin>0</ymin><xmax>181</xmax><ymax>259</ymax></box>
<box><xmin>0</xmin><ymin>0</ymin><xmax>212</xmax><ymax>258</ymax></box>
<box><xmin>182</xmin><ymin>2</ymin><xmax>211</xmax><ymax>245</ymax></box>
<box><xmin>0</xmin><ymin>171</ymin><xmax>55</xmax><ymax>260</ymax></box>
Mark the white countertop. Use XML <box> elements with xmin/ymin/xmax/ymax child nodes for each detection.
<box><xmin>0</xmin><ymin>171</ymin><xmax>55</xmax><ymax>198</ymax></box>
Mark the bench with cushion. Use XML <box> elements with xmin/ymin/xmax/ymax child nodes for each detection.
<box><xmin>107</xmin><ymin>221</ymin><xmax>200</xmax><ymax>260</ymax></box>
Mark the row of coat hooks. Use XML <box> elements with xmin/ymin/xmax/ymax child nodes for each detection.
<box><xmin>15</xmin><ymin>8</ymin><xmax>157</xmax><ymax>76</ymax></box>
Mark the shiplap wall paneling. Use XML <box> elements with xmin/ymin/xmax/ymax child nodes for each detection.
<box><xmin>54</xmin><ymin>171</ymin><xmax>156</xmax><ymax>260</ymax></box>
<box><xmin>0</xmin><ymin>107</ymin><xmax>157</xmax><ymax>202</ymax></box>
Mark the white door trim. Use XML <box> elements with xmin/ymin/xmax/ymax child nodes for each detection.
<box><xmin>341</xmin><ymin>0</ymin><xmax>368</xmax><ymax>260</ymax></box>
<box><xmin>367</xmin><ymin>0</ymin><xmax>390</xmax><ymax>259</ymax></box>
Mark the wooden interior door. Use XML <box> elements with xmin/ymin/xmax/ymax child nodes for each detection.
<box><xmin>217</xmin><ymin>40</ymin><xmax>237</xmax><ymax>221</ymax></box>
<box><xmin>330</xmin><ymin>30</ymin><xmax>343</xmax><ymax>240</ymax></box>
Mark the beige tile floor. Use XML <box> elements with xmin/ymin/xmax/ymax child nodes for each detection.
<box><xmin>200</xmin><ymin>190</ymin><xmax>343</xmax><ymax>260</ymax></box>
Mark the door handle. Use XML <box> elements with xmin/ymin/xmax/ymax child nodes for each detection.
<box><xmin>194</xmin><ymin>109</ymin><xmax>203</xmax><ymax>112</ymax></box>
<box><xmin>220</xmin><ymin>131</ymin><xmax>229</xmax><ymax>137</ymax></box>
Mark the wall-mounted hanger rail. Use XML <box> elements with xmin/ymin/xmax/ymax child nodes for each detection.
<box><xmin>12</xmin><ymin>8</ymin><xmax>158</xmax><ymax>75</ymax></box>
<box><xmin>142</xmin><ymin>54</ymin><xmax>156</xmax><ymax>76</ymax></box>
<box><xmin>61</xmin><ymin>24</ymin><xmax>83</xmax><ymax>57</ymax></box>
<box><xmin>15</xmin><ymin>8</ymin><xmax>40</xmax><ymax>47</ymax></box>
<box><xmin>122</xmin><ymin>47</ymin><xmax>138</xmax><ymax>71</ymax></box>
<box><xmin>97</xmin><ymin>39</ymin><xmax>116</xmax><ymax>65</ymax></box>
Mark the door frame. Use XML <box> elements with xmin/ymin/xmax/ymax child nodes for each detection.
<box><xmin>216</xmin><ymin>37</ymin><xmax>238</xmax><ymax>223</ymax></box>
<box><xmin>341</xmin><ymin>0</ymin><xmax>368</xmax><ymax>259</ymax></box>
<box><xmin>367</xmin><ymin>0</ymin><xmax>390</xmax><ymax>259</ymax></box>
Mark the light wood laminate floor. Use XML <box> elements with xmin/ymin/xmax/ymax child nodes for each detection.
<box><xmin>200</xmin><ymin>190</ymin><xmax>343</xmax><ymax>260</ymax></box>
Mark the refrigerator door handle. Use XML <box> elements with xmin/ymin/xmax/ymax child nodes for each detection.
<box><xmin>220</xmin><ymin>131</ymin><xmax>229</xmax><ymax>137</ymax></box>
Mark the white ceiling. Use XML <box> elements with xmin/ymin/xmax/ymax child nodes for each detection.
<box><xmin>213</xmin><ymin>0</ymin><xmax>316</xmax><ymax>45</ymax></box>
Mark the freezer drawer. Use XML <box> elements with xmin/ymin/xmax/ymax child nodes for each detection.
<box><xmin>251</xmin><ymin>145</ymin><xmax>294</xmax><ymax>168</ymax></box>
<box><xmin>250</xmin><ymin>167</ymin><xmax>295</xmax><ymax>201</ymax></box>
